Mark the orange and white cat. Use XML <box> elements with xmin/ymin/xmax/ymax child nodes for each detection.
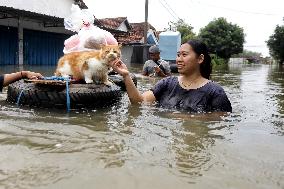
<box><xmin>55</xmin><ymin>45</ymin><xmax>121</xmax><ymax>85</ymax></box>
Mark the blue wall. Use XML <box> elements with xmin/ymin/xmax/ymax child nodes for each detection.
<box><xmin>24</xmin><ymin>29</ymin><xmax>70</xmax><ymax>65</ymax></box>
<box><xmin>0</xmin><ymin>26</ymin><xmax>18</xmax><ymax>65</ymax></box>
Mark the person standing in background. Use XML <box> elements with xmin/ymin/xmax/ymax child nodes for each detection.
<box><xmin>142</xmin><ymin>45</ymin><xmax>171</xmax><ymax>77</ymax></box>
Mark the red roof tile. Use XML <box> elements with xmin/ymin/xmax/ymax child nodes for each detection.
<box><xmin>97</xmin><ymin>17</ymin><xmax>128</xmax><ymax>30</ymax></box>
<box><xmin>94</xmin><ymin>17</ymin><xmax>159</xmax><ymax>45</ymax></box>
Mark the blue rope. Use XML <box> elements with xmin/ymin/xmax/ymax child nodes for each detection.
<box><xmin>15</xmin><ymin>76</ymin><xmax>71</xmax><ymax>112</ymax></box>
<box><xmin>43</xmin><ymin>76</ymin><xmax>67</xmax><ymax>81</ymax></box>
<box><xmin>16</xmin><ymin>89</ymin><xmax>24</xmax><ymax>107</ymax></box>
<box><xmin>65</xmin><ymin>79</ymin><xmax>70</xmax><ymax>112</ymax></box>
<box><xmin>42</xmin><ymin>76</ymin><xmax>71</xmax><ymax>112</ymax></box>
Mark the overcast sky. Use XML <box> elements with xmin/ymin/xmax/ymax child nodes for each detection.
<box><xmin>84</xmin><ymin>0</ymin><xmax>283</xmax><ymax>57</ymax></box>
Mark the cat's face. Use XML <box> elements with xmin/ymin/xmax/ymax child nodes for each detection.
<box><xmin>100</xmin><ymin>45</ymin><xmax>121</xmax><ymax>64</ymax></box>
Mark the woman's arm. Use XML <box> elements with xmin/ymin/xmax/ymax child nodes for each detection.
<box><xmin>111</xmin><ymin>59</ymin><xmax>156</xmax><ymax>104</ymax></box>
<box><xmin>3</xmin><ymin>71</ymin><xmax>43</xmax><ymax>87</ymax></box>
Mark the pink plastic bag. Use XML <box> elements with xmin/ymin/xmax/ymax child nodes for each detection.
<box><xmin>63</xmin><ymin>4</ymin><xmax>118</xmax><ymax>54</ymax></box>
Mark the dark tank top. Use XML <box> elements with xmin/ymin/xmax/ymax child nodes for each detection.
<box><xmin>151</xmin><ymin>76</ymin><xmax>232</xmax><ymax>113</ymax></box>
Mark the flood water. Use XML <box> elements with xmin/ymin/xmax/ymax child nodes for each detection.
<box><xmin>0</xmin><ymin>63</ymin><xmax>283</xmax><ymax>189</ymax></box>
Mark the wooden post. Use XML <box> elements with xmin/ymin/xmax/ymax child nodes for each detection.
<box><xmin>18</xmin><ymin>16</ymin><xmax>23</xmax><ymax>66</ymax></box>
<box><xmin>144</xmin><ymin>0</ymin><xmax>148</xmax><ymax>44</ymax></box>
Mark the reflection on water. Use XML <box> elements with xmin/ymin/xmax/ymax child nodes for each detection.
<box><xmin>0</xmin><ymin>64</ymin><xmax>283</xmax><ymax>188</ymax></box>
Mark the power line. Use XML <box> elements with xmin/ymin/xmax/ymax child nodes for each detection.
<box><xmin>161</xmin><ymin>0</ymin><xmax>181</xmax><ymax>19</ymax></box>
<box><xmin>158</xmin><ymin>0</ymin><xmax>180</xmax><ymax>21</ymax></box>
<box><xmin>191</xmin><ymin>0</ymin><xmax>282</xmax><ymax>16</ymax></box>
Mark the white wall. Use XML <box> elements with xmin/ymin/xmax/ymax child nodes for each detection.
<box><xmin>0</xmin><ymin>0</ymin><xmax>73</xmax><ymax>18</ymax></box>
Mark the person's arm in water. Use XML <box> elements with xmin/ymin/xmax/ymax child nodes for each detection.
<box><xmin>142</xmin><ymin>62</ymin><xmax>149</xmax><ymax>76</ymax></box>
<box><xmin>111</xmin><ymin>59</ymin><xmax>156</xmax><ymax>104</ymax></box>
<box><xmin>155</xmin><ymin>60</ymin><xmax>172</xmax><ymax>77</ymax></box>
<box><xmin>142</xmin><ymin>70</ymin><xmax>148</xmax><ymax>76</ymax></box>
<box><xmin>3</xmin><ymin>71</ymin><xmax>43</xmax><ymax>87</ymax></box>
<box><xmin>154</xmin><ymin>65</ymin><xmax>171</xmax><ymax>77</ymax></box>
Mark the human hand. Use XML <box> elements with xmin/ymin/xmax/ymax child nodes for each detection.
<box><xmin>154</xmin><ymin>66</ymin><xmax>162</xmax><ymax>74</ymax></box>
<box><xmin>110</xmin><ymin>59</ymin><xmax>129</xmax><ymax>77</ymax></box>
<box><xmin>24</xmin><ymin>71</ymin><xmax>43</xmax><ymax>80</ymax></box>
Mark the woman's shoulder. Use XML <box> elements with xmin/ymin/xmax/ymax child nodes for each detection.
<box><xmin>205</xmin><ymin>81</ymin><xmax>232</xmax><ymax>112</ymax></box>
<box><xmin>154</xmin><ymin>76</ymin><xmax>177</xmax><ymax>88</ymax></box>
<box><xmin>202</xmin><ymin>80</ymin><xmax>227</xmax><ymax>94</ymax></box>
<box><xmin>160</xmin><ymin>75</ymin><xmax>178</xmax><ymax>83</ymax></box>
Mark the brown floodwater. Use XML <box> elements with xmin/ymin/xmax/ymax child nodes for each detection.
<box><xmin>0</xmin><ymin>63</ymin><xmax>283</xmax><ymax>189</ymax></box>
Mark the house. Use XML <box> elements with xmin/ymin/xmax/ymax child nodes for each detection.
<box><xmin>0</xmin><ymin>0</ymin><xmax>159</xmax><ymax>65</ymax></box>
<box><xmin>0</xmin><ymin>0</ymin><xmax>88</xmax><ymax>65</ymax></box>
<box><xmin>95</xmin><ymin>18</ymin><xmax>159</xmax><ymax>45</ymax></box>
<box><xmin>120</xmin><ymin>22</ymin><xmax>159</xmax><ymax>63</ymax></box>
<box><xmin>94</xmin><ymin>17</ymin><xmax>132</xmax><ymax>44</ymax></box>
<box><xmin>121</xmin><ymin>22</ymin><xmax>158</xmax><ymax>45</ymax></box>
<box><xmin>94</xmin><ymin>19</ymin><xmax>159</xmax><ymax>63</ymax></box>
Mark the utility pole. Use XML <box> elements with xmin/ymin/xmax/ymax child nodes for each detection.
<box><xmin>144</xmin><ymin>0</ymin><xmax>148</xmax><ymax>44</ymax></box>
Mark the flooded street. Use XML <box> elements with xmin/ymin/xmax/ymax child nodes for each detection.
<box><xmin>0</xmin><ymin>63</ymin><xmax>283</xmax><ymax>189</ymax></box>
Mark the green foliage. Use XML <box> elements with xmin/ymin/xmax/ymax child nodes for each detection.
<box><xmin>168</xmin><ymin>19</ymin><xmax>196</xmax><ymax>43</ymax></box>
<box><xmin>211</xmin><ymin>54</ymin><xmax>227</xmax><ymax>67</ymax></box>
<box><xmin>198</xmin><ymin>17</ymin><xmax>245</xmax><ymax>60</ymax></box>
<box><xmin>266</xmin><ymin>20</ymin><xmax>284</xmax><ymax>64</ymax></box>
<box><xmin>232</xmin><ymin>50</ymin><xmax>262</xmax><ymax>58</ymax></box>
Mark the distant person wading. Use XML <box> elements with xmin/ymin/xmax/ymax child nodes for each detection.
<box><xmin>142</xmin><ymin>45</ymin><xmax>171</xmax><ymax>77</ymax></box>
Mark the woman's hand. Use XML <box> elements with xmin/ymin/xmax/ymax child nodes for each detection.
<box><xmin>110</xmin><ymin>59</ymin><xmax>129</xmax><ymax>77</ymax></box>
<box><xmin>23</xmin><ymin>71</ymin><xmax>43</xmax><ymax>80</ymax></box>
<box><xmin>3</xmin><ymin>71</ymin><xmax>43</xmax><ymax>87</ymax></box>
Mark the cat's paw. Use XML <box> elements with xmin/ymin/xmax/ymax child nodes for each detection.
<box><xmin>85</xmin><ymin>79</ymin><xmax>94</xmax><ymax>84</ymax></box>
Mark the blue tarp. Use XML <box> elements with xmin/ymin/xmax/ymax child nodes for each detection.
<box><xmin>147</xmin><ymin>29</ymin><xmax>158</xmax><ymax>45</ymax></box>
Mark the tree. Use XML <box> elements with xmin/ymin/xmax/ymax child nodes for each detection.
<box><xmin>232</xmin><ymin>50</ymin><xmax>262</xmax><ymax>64</ymax></box>
<box><xmin>198</xmin><ymin>17</ymin><xmax>245</xmax><ymax>61</ymax></box>
<box><xmin>232</xmin><ymin>50</ymin><xmax>261</xmax><ymax>58</ymax></box>
<box><xmin>168</xmin><ymin>19</ymin><xmax>196</xmax><ymax>43</ymax></box>
<box><xmin>266</xmin><ymin>20</ymin><xmax>284</xmax><ymax>64</ymax></box>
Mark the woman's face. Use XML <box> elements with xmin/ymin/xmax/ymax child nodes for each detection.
<box><xmin>176</xmin><ymin>43</ymin><xmax>202</xmax><ymax>75</ymax></box>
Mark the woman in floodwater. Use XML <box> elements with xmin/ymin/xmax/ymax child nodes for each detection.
<box><xmin>111</xmin><ymin>39</ymin><xmax>232</xmax><ymax>113</ymax></box>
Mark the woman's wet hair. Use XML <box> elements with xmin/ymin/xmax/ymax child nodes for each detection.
<box><xmin>187</xmin><ymin>39</ymin><xmax>212</xmax><ymax>79</ymax></box>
